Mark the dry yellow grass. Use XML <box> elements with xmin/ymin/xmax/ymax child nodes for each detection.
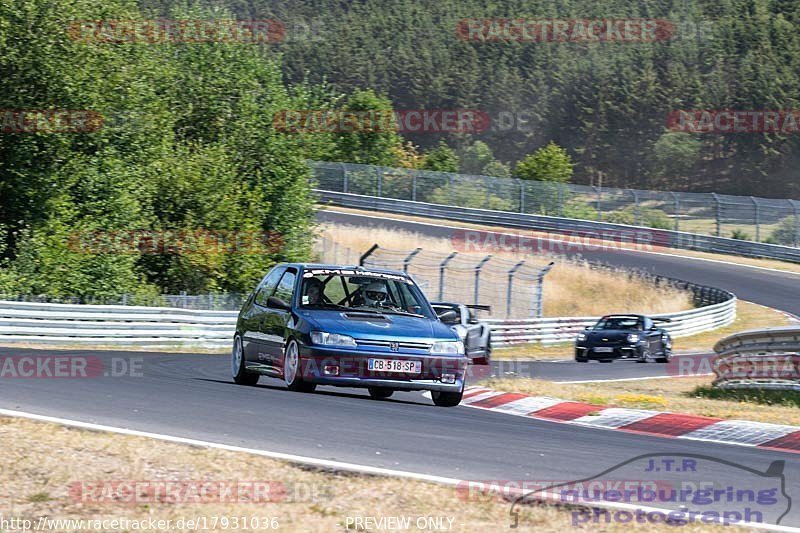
<box><xmin>479</xmin><ymin>375</ymin><xmax>800</xmax><ymax>426</ymax></box>
<box><xmin>0</xmin><ymin>416</ymin><xmax>730</xmax><ymax>532</ymax></box>
<box><xmin>317</xmin><ymin>223</ymin><xmax>692</xmax><ymax>318</ymax></box>
<box><xmin>321</xmin><ymin>205</ymin><xmax>800</xmax><ymax>276</ymax></box>
<box><xmin>492</xmin><ymin>300</ymin><xmax>797</xmax><ymax>360</ymax></box>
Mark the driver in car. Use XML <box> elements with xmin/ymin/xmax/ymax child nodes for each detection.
<box><xmin>363</xmin><ymin>281</ymin><xmax>390</xmax><ymax>308</ymax></box>
<box><xmin>303</xmin><ymin>277</ymin><xmax>324</xmax><ymax>306</ymax></box>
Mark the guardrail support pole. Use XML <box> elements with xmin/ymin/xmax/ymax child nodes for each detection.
<box><xmin>519</xmin><ymin>180</ymin><xmax>525</xmax><ymax>213</ymax></box>
<box><xmin>506</xmin><ymin>261</ymin><xmax>526</xmax><ymax>318</ymax></box>
<box><xmin>412</xmin><ymin>171</ymin><xmax>418</xmax><ymax>202</ymax></box>
<box><xmin>359</xmin><ymin>244</ymin><xmax>380</xmax><ymax>266</ymax></box>
<box><xmin>631</xmin><ymin>190</ymin><xmax>640</xmax><ymax>226</ymax></box>
<box><xmin>712</xmin><ymin>192</ymin><xmax>721</xmax><ymax>236</ymax></box>
<box><xmin>530</xmin><ymin>261</ymin><xmax>555</xmax><ymax>318</ymax></box>
<box><xmin>376</xmin><ymin>167</ymin><xmax>383</xmax><ymax>197</ymax></box>
<box><xmin>403</xmin><ymin>248</ymin><xmax>423</xmax><ymax>273</ymax></box>
<box><xmin>750</xmin><ymin>196</ymin><xmax>760</xmax><ymax>242</ymax></box>
<box><xmin>438</xmin><ymin>252</ymin><xmax>458</xmax><ymax>300</ymax></box>
<box><xmin>341</xmin><ymin>163</ymin><xmax>348</xmax><ymax>193</ymax></box>
<box><xmin>474</xmin><ymin>255</ymin><xmax>493</xmax><ymax>306</ymax></box>
<box><xmin>671</xmin><ymin>192</ymin><xmax>680</xmax><ymax>231</ymax></box>
<box><xmin>792</xmin><ymin>200</ymin><xmax>800</xmax><ymax>247</ymax></box>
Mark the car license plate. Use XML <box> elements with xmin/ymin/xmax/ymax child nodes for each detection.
<box><xmin>368</xmin><ymin>359</ymin><xmax>421</xmax><ymax>373</ymax></box>
<box><xmin>594</xmin><ymin>347</ymin><xmax>614</xmax><ymax>353</ymax></box>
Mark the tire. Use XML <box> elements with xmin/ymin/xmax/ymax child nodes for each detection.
<box><xmin>656</xmin><ymin>341</ymin><xmax>672</xmax><ymax>363</ymax></box>
<box><xmin>368</xmin><ymin>387</ymin><xmax>394</xmax><ymax>399</ymax></box>
<box><xmin>637</xmin><ymin>347</ymin><xmax>651</xmax><ymax>364</ymax></box>
<box><xmin>598</xmin><ymin>359</ymin><xmax>613</xmax><ymax>363</ymax></box>
<box><xmin>283</xmin><ymin>339</ymin><xmax>316</xmax><ymax>393</ymax></box>
<box><xmin>232</xmin><ymin>335</ymin><xmax>259</xmax><ymax>386</ymax></box>
<box><xmin>575</xmin><ymin>356</ymin><xmax>588</xmax><ymax>363</ymax></box>
<box><xmin>431</xmin><ymin>383</ymin><xmax>464</xmax><ymax>407</ymax></box>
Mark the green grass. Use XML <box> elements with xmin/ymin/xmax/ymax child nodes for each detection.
<box><xmin>691</xmin><ymin>386</ymin><xmax>800</xmax><ymax>408</ymax></box>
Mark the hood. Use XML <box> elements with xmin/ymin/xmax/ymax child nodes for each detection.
<box><xmin>587</xmin><ymin>329</ymin><xmax>637</xmax><ymax>342</ymax></box>
<box><xmin>300</xmin><ymin>309</ymin><xmax>458</xmax><ymax>342</ymax></box>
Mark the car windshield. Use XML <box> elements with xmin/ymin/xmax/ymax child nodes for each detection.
<box><xmin>593</xmin><ymin>317</ymin><xmax>643</xmax><ymax>331</ymax></box>
<box><xmin>299</xmin><ymin>269</ymin><xmax>434</xmax><ymax>319</ymax></box>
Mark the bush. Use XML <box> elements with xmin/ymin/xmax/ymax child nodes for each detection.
<box><xmin>769</xmin><ymin>216</ymin><xmax>799</xmax><ymax>246</ymax></box>
<box><xmin>730</xmin><ymin>229</ymin><xmax>752</xmax><ymax>241</ymax></box>
<box><xmin>604</xmin><ymin>206</ymin><xmax>673</xmax><ymax>229</ymax></box>
<box><xmin>514</xmin><ymin>142</ymin><xmax>574</xmax><ymax>183</ymax></box>
<box><xmin>427</xmin><ymin>185</ymin><xmax>513</xmax><ymax>211</ymax></box>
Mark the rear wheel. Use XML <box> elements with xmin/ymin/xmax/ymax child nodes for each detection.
<box><xmin>368</xmin><ymin>387</ymin><xmax>394</xmax><ymax>400</ymax></box>
<box><xmin>657</xmin><ymin>340</ymin><xmax>672</xmax><ymax>363</ymax></box>
<box><xmin>637</xmin><ymin>347</ymin><xmax>651</xmax><ymax>363</ymax></box>
<box><xmin>232</xmin><ymin>335</ymin><xmax>259</xmax><ymax>386</ymax></box>
<box><xmin>284</xmin><ymin>340</ymin><xmax>316</xmax><ymax>393</ymax></box>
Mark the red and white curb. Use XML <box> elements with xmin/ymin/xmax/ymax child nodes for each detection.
<box><xmin>461</xmin><ymin>386</ymin><xmax>800</xmax><ymax>454</ymax></box>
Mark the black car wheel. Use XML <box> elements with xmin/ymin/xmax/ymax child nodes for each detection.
<box><xmin>232</xmin><ymin>335</ymin><xmax>259</xmax><ymax>386</ymax></box>
<box><xmin>656</xmin><ymin>340</ymin><xmax>672</xmax><ymax>363</ymax></box>
<box><xmin>575</xmin><ymin>355</ymin><xmax>588</xmax><ymax>363</ymax></box>
<box><xmin>598</xmin><ymin>359</ymin><xmax>613</xmax><ymax>363</ymax></box>
<box><xmin>636</xmin><ymin>346</ymin><xmax>651</xmax><ymax>363</ymax></box>
<box><xmin>431</xmin><ymin>382</ymin><xmax>464</xmax><ymax>407</ymax></box>
<box><xmin>283</xmin><ymin>339</ymin><xmax>316</xmax><ymax>393</ymax></box>
<box><xmin>368</xmin><ymin>387</ymin><xmax>394</xmax><ymax>399</ymax></box>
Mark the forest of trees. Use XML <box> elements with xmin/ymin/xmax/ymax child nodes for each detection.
<box><xmin>2</xmin><ymin>0</ymin><xmax>799</xmax><ymax>298</ymax></box>
<box><xmin>145</xmin><ymin>0</ymin><xmax>800</xmax><ymax>198</ymax></box>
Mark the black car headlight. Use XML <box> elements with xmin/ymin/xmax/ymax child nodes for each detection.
<box><xmin>576</xmin><ymin>333</ymin><xmax>587</xmax><ymax>342</ymax></box>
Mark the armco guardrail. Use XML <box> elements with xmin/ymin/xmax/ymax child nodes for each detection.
<box><xmin>0</xmin><ymin>284</ymin><xmax>735</xmax><ymax>349</ymax></box>
<box><xmin>0</xmin><ymin>300</ymin><xmax>237</xmax><ymax>348</ymax></box>
<box><xmin>315</xmin><ymin>190</ymin><xmax>800</xmax><ymax>264</ymax></box>
<box><xmin>712</xmin><ymin>327</ymin><xmax>800</xmax><ymax>390</ymax></box>
<box><xmin>486</xmin><ymin>294</ymin><xmax>736</xmax><ymax>345</ymax></box>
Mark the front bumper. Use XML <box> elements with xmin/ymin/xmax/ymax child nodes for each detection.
<box><xmin>575</xmin><ymin>345</ymin><xmax>643</xmax><ymax>360</ymax></box>
<box><xmin>298</xmin><ymin>344</ymin><xmax>468</xmax><ymax>392</ymax></box>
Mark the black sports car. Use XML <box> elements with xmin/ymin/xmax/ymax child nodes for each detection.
<box><xmin>574</xmin><ymin>314</ymin><xmax>672</xmax><ymax>363</ymax></box>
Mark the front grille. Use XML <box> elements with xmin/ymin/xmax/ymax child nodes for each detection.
<box><xmin>355</xmin><ymin>339</ymin><xmax>432</xmax><ymax>350</ymax></box>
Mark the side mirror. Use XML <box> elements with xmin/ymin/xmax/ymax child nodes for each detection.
<box><xmin>438</xmin><ymin>310</ymin><xmax>459</xmax><ymax>325</ymax></box>
<box><xmin>267</xmin><ymin>296</ymin><xmax>291</xmax><ymax>311</ymax></box>
<box><xmin>584</xmin><ymin>326</ymin><xmax>591</xmax><ymax>331</ymax></box>
<box><xmin>650</xmin><ymin>325</ymin><xmax>659</xmax><ymax>331</ymax></box>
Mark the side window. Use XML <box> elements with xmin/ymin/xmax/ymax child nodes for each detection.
<box><xmin>643</xmin><ymin>317</ymin><xmax>654</xmax><ymax>330</ymax></box>
<box><xmin>254</xmin><ymin>267</ymin><xmax>285</xmax><ymax>307</ymax></box>
<box><xmin>273</xmin><ymin>269</ymin><xmax>297</xmax><ymax>302</ymax></box>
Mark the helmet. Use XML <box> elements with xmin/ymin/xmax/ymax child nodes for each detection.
<box><xmin>363</xmin><ymin>281</ymin><xmax>389</xmax><ymax>307</ymax></box>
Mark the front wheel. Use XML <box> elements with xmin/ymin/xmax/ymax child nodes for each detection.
<box><xmin>431</xmin><ymin>387</ymin><xmax>463</xmax><ymax>407</ymax></box>
<box><xmin>232</xmin><ymin>335</ymin><xmax>259</xmax><ymax>386</ymax></box>
<box><xmin>284</xmin><ymin>339</ymin><xmax>316</xmax><ymax>393</ymax></box>
<box><xmin>368</xmin><ymin>387</ymin><xmax>394</xmax><ymax>400</ymax></box>
<box><xmin>656</xmin><ymin>341</ymin><xmax>672</xmax><ymax>363</ymax></box>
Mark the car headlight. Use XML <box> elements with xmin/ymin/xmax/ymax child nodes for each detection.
<box><xmin>310</xmin><ymin>331</ymin><xmax>357</xmax><ymax>347</ymax></box>
<box><xmin>576</xmin><ymin>333</ymin><xmax>587</xmax><ymax>342</ymax></box>
<box><xmin>430</xmin><ymin>341</ymin><xmax>465</xmax><ymax>355</ymax></box>
<box><xmin>627</xmin><ymin>333</ymin><xmax>640</xmax><ymax>343</ymax></box>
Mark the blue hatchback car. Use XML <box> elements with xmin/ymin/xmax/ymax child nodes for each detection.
<box><xmin>232</xmin><ymin>264</ymin><xmax>468</xmax><ymax>406</ymax></box>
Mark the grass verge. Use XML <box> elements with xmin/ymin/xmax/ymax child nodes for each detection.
<box><xmin>477</xmin><ymin>375</ymin><xmax>800</xmax><ymax>426</ymax></box>
<box><xmin>0</xmin><ymin>416</ymin><xmax>729</xmax><ymax>532</ymax></box>
<box><xmin>492</xmin><ymin>300</ymin><xmax>797</xmax><ymax>361</ymax></box>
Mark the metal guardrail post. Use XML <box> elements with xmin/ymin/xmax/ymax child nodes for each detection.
<box><xmin>447</xmin><ymin>175</ymin><xmax>453</xmax><ymax>205</ymax></box>
<box><xmin>593</xmin><ymin>185</ymin><xmax>602</xmax><ymax>221</ymax></box>
<box><xmin>474</xmin><ymin>255</ymin><xmax>493</xmax><ymax>306</ymax></box>
<box><xmin>359</xmin><ymin>244</ymin><xmax>379</xmax><ymax>266</ymax></box>
<box><xmin>712</xmin><ymin>192</ymin><xmax>721</xmax><ymax>236</ymax></box>
<box><xmin>631</xmin><ymin>190</ymin><xmax>640</xmax><ymax>226</ymax></box>
<box><xmin>792</xmin><ymin>199</ymin><xmax>800</xmax><ymax>247</ymax></box>
<box><xmin>412</xmin><ymin>171</ymin><xmax>418</xmax><ymax>202</ymax></box>
<box><xmin>531</xmin><ymin>261</ymin><xmax>555</xmax><ymax>318</ymax></box>
<box><xmin>484</xmin><ymin>176</ymin><xmax>490</xmax><ymax>208</ymax></box>
<box><xmin>438</xmin><ymin>252</ymin><xmax>458</xmax><ymax>300</ymax></box>
<box><xmin>341</xmin><ymin>162</ymin><xmax>348</xmax><ymax>193</ymax></box>
<box><xmin>557</xmin><ymin>184</ymin><xmax>564</xmax><ymax>217</ymax></box>
<box><xmin>519</xmin><ymin>180</ymin><xmax>525</xmax><ymax>213</ymax></box>
<box><xmin>671</xmin><ymin>192</ymin><xmax>680</xmax><ymax>231</ymax></box>
<box><xmin>376</xmin><ymin>167</ymin><xmax>383</xmax><ymax>197</ymax></box>
<box><xmin>403</xmin><ymin>248</ymin><xmax>422</xmax><ymax>273</ymax></box>
<box><xmin>506</xmin><ymin>261</ymin><xmax>525</xmax><ymax>318</ymax></box>
<box><xmin>750</xmin><ymin>196</ymin><xmax>760</xmax><ymax>242</ymax></box>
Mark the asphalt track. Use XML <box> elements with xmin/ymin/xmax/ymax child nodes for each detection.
<box><xmin>1</xmin><ymin>209</ymin><xmax>800</xmax><ymax>528</ymax></box>
<box><xmin>0</xmin><ymin>348</ymin><xmax>797</xmax><ymax>527</ymax></box>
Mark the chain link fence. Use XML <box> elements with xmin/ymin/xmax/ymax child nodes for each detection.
<box><xmin>312</xmin><ymin>161</ymin><xmax>800</xmax><ymax>247</ymax></box>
